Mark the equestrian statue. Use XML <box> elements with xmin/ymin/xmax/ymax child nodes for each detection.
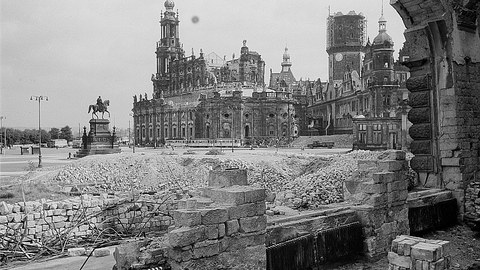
<box><xmin>88</xmin><ymin>96</ymin><xmax>110</xmax><ymax>119</ymax></box>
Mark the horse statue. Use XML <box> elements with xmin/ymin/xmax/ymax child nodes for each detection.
<box><xmin>88</xmin><ymin>100</ymin><xmax>110</xmax><ymax>119</ymax></box>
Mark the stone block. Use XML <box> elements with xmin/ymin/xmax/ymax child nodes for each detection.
<box><xmin>201</xmin><ymin>208</ymin><xmax>228</xmax><ymax>225</ymax></box>
<box><xmin>234</xmin><ymin>231</ymin><xmax>266</xmax><ymax>250</ymax></box>
<box><xmin>382</xmin><ymin>150</ymin><xmax>407</xmax><ymax>161</ymax></box>
<box><xmin>358</xmin><ymin>160</ymin><xmax>379</xmax><ymax>172</ymax></box>
<box><xmin>244</xmin><ymin>188</ymin><xmax>266</xmax><ymax>203</ymax></box>
<box><xmin>411</xmin><ymin>242</ymin><xmax>442</xmax><ymax>262</ymax></box>
<box><xmin>367</xmin><ymin>194</ymin><xmax>387</xmax><ymax>207</ymax></box>
<box><xmin>208</xmin><ymin>169</ymin><xmax>248</xmax><ymax>187</ymax></box>
<box><xmin>228</xmin><ymin>203</ymin><xmax>257</xmax><ymax>220</ymax></box>
<box><xmin>402</xmin><ymin>239</ymin><xmax>418</xmax><ymax>256</ymax></box>
<box><xmin>441</xmin><ymin>158</ymin><xmax>461</xmax><ymax>167</ymax></box>
<box><xmin>239</xmin><ymin>215</ymin><xmax>267</xmax><ymax>233</ymax></box>
<box><xmin>176</xmin><ymin>199</ymin><xmax>187</xmax><ymax>209</ymax></box>
<box><xmin>173</xmin><ymin>209</ymin><xmax>202</xmax><ymax>227</ymax></box>
<box><xmin>379</xmin><ymin>160</ymin><xmax>408</xmax><ymax>172</ymax></box>
<box><xmin>93</xmin><ymin>248</ymin><xmax>111</xmax><ymax>257</ymax></box>
<box><xmin>373</xmin><ymin>172</ymin><xmax>396</xmax><ymax>184</ymax></box>
<box><xmin>388</xmin><ymin>252</ymin><xmax>412</xmax><ymax>268</ymax></box>
<box><xmin>193</xmin><ymin>240</ymin><xmax>220</xmax><ymax>259</ymax></box>
<box><xmin>218</xmin><ymin>223</ymin><xmax>226</xmax><ymax>238</ymax></box>
<box><xmin>256</xmin><ymin>202</ymin><xmax>266</xmax><ymax>215</ymax></box>
<box><xmin>430</xmin><ymin>258</ymin><xmax>446</xmax><ymax>270</ymax></box>
<box><xmin>186</xmin><ymin>199</ymin><xmax>197</xmax><ymax>210</ymax></box>
<box><xmin>225</xmin><ymin>219</ymin><xmax>239</xmax><ymax>236</ymax></box>
<box><xmin>0</xmin><ymin>216</ymin><xmax>8</xmax><ymax>224</ymax></box>
<box><xmin>68</xmin><ymin>247</ymin><xmax>86</xmax><ymax>257</ymax></box>
<box><xmin>204</xmin><ymin>187</ymin><xmax>246</xmax><ymax>205</ymax></box>
<box><xmin>11</xmin><ymin>213</ymin><xmax>22</xmax><ymax>223</ymax></box>
<box><xmin>205</xmin><ymin>224</ymin><xmax>219</xmax><ymax>240</ymax></box>
<box><xmin>0</xmin><ymin>202</ymin><xmax>12</xmax><ymax>215</ymax></box>
<box><xmin>195</xmin><ymin>197</ymin><xmax>214</xmax><ymax>208</ymax></box>
<box><xmin>168</xmin><ymin>226</ymin><xmax>205</xmax><ymax>248</ymax></box>
<box><xmin>362</xmin><ymin>182</ymin><xmax>387</xmax><ymax>194</ymax></box>
<box><xmin>168</xmin><ymin>248</ymin><xmax>193</xmax><ymax>262</ymax></box>
<box><xmin>53</xmin><ymin>209</ymin><xmax>65</xmax><ymax>216</ymax></box>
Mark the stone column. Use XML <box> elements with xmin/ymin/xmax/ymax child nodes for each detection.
<box><xmin>344</xmin><ymin>150</ymin><xmax>410</xmax><ymax>258</ymax></box>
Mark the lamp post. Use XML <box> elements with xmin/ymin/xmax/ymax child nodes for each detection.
<box><xmin>129</xmin><ymin>113</ymin><xmax>135</xmax><ymax>153</ymax></box>
<box><xmin>0</xmin><ymin>116</ymin><xmax>5</xmax><ymax>154</ymax></box>
<box><xmin>30</xmin><ymin>95</ymin><xmax>48</xmax><ymax>167</ymax></box>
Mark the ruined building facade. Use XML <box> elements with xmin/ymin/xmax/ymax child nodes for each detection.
<box><xmin>132</xmin><ymin>0</ymin><xmax>301</xmax><ymax>146</ymax></box>
<box><xmin>308</xmin><ymin>11</ymin><xmax>410</xmax><ymax>150</ymax></box>
<box><xmin>389</xmin><ymin>0</ymin><xmax>480</xmax><ymax>220</ymax></box>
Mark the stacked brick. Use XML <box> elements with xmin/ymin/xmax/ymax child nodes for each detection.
<box><xmin>344</xmin><ymin>150</ymin><xmax>410</xmax><ymax>257</ymax></box>
<box><xmin>0</xmin><ymin>193</ymin><xmax>173</xmax><ymax>248</ymax></box>
<box><xmin>388</xmin><ymin>235</ymin><xmax>450</xmax><ymax>270</ymax></box>
<box><xmin>165</xmin><ymin>169</ymin><xmax>267</xmax><ymax>270</ymax></box>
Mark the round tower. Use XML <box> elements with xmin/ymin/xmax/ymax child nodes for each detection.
<box><xmin>281</xmin><ymin>47</ymin><xmax>292</xmax><ymax>72</ymax></box>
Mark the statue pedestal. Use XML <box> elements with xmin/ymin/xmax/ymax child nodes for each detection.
<box><xmin>76</xmin><ymin>119</ymin><xmax>121</xmax><ymax>158</ymax></box>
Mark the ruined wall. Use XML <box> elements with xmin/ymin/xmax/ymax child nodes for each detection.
<box><xmin>160</xmin><ymin>169</ymin><xmax>267</xmax><ymax>270</ymax></box>
<box><xmin>0</xmin><ymin>193</ymin><xmax>173</xmax><ymax>245</ymax></box>
<box><xmin>391</xmin><ymin>0</ymin><xmax>480</xmax><ymax>218</ymax></box>
<box><xmin>345</xmin><ymin>150</ymin><xmax>410</xmax><ymax>258</ymax></box>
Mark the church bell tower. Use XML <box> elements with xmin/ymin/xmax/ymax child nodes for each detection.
<box><xmin>152</xmin><ymin>0</ymin><xmax>184</xmax><ymax>98</ymax></box>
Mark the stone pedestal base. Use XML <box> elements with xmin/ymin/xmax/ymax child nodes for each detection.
<box><xmin>76</xmin><ymin>119</ymin><xmax>120</xmax><ymax>158</ymax></box>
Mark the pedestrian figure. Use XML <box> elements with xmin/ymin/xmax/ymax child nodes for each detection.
<box><xmin>68</xmin><ymin>152</ymin><xmax>72</xmax><ymax>159</ymax></box>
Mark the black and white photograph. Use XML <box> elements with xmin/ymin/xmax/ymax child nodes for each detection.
<box><xmin>1</xmin><ymin>0</ymin><xmax>480</xmax><ymax>269</ymax></box>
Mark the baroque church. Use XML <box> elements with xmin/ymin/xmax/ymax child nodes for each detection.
<box><xmin>132</xmin><ymin>0</ymin><xmax>305</xmax><ymax>147</ymax></box>
<box><xmin>132</xmin><ymin>0</ymin><xmax>410</xmax><ymax>150</ymax></box>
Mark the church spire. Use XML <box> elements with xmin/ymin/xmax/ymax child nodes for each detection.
<box><xmin>379</xmin><ymin>0</ymin><xmax>387</xmax><ymax>32</ymax></box>
<box><xmin>281</xmin><ymin>47</ymin><xmax>292</xmax><ymax>72</ymax></box>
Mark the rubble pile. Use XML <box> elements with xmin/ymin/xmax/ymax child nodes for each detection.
<box><xmin>52</xmin><ymin>150</ymin><xmax>410</xmax><ymax>210</ymax></box>
<box><xmin>278</xmin><ymin>150</ymin><xmax>383</xmax><ymax>208</ymax></box>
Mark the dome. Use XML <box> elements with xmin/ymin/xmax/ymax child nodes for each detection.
<box><xmin>373</xmin><ymin>31</ymin><xmax>393</xmax><ymax>45</ymax></box>
<box><xmin>164</xmin><ymin>0</ymin><xmax>174</xmax><ymax>10</ymax></box>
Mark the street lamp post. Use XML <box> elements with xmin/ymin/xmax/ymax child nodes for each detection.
<box><xmin>30</xmin><ymin>95</ymin><xmax>48</xmax><ymax>167</ymax></box>
<box><xmin>129</xmin><ymin>113</ymin><xmax>135</xmax><ymax>153</ymax></box>
<box><xmin>0</xmin><ymin>116</ymin><xmax>5</xmax><ymax>154</ymax></box>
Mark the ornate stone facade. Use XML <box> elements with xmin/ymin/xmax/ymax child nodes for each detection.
<box><xmin>132</xmin><ymin>0</ymin><xmax>300</xmax><ymax>147</ymax></box>
<box><xmin>309</xmin><ymin>11</ymin><xmax>410</xmax><ymax>151</ymax></box>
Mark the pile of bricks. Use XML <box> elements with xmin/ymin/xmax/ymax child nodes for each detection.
<box><xmin>165</xmin><ymin>169</ymin><xmax>267</xmax><ymax>270</ymax></box>
<box><xmin>388</xmin><ymin>235</ymin><xmax>450</xmax><ymax>269</ymax></box>
<box><xmin>344</xmin><ymin>150</ymin><xmax>410</xmax><ymax>257</ymax></box>
<box><xmin>0</xmin><ymin>193</ymin><xmax>173</xmax><ymax>246</ymax></box>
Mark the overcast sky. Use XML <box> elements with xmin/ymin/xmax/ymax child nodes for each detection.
<box><xmin>1</xmin><ymin>0</ymin><xmax>406</xmax><ymax>132</ymax></box>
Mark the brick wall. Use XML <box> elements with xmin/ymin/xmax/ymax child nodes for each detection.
<box><xmin>0</xmin><ymin>193</ymin><xmax>174</xmax><ymax>247</ymax></box>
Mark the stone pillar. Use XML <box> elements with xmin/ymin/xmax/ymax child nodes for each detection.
<box><xmin>344</xmin><ymin>150</ymin><xmax>410</xmax><ymax>258</ymax></box>
<box><xmin>166</xmin><ymin>169</ymin><xmax>267</xmax><ymax>270</ymax></box>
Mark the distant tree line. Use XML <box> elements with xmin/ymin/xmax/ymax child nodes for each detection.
<box><xmin>0</xmin><ymin>126</ymin><xmax>72</xmax><ymax>146</ymax></box>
